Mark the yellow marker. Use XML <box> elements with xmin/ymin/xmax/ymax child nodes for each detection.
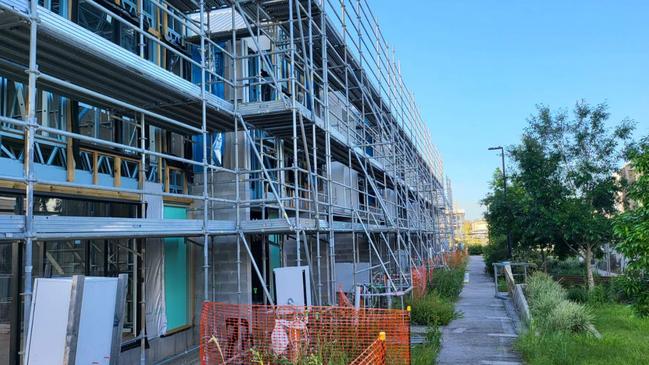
<box><xmin>379</xmin><ymin>331</ymin><xmax>386</xmax><ymax>341</ymax></box>
<box><xmin>406</xmin><ymin>305</ymin><xmax>412</xmax><ymax>312</ymax></box>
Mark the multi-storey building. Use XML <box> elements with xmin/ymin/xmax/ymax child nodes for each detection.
<box><xmin>0</xmin><ymin>0</ymin><xmax>453</xmax><ymax>362</ymax></box>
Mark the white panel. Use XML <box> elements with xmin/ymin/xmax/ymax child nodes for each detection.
<box><xmin>25</xmin><ymin>278</ymin><xmax>72</xmax><ymax>365</ymax></box>
<box><xmin>76</xmin><ymin>277</ymin><xmax>118</xmax><ymax>365</ymax></box>
<box><xmin>274</xmin><ymin>266</ymin><xmax>311</xmax><ymax>306</ymax></box>
<box><xmin>144</xmin><ymin>181</ymin><xmax>164</xmax><ymax>219</ymax></box>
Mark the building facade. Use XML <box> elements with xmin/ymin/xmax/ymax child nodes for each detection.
<box><xmin>0</xmin><ymin>0</ymin><xmax>454</xmax><ymax>363</ymax></box>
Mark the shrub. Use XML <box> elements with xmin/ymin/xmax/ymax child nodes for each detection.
<box><xmin>567</xmin><ymin>284</ymin><xmax>610</xmax><ymax>305</ymax></box>
<box><xmin>429</xmin><ymin>267</ymin><xmax>465</xmax><ymax>301</ymax></box>
<box><xmin>613</xmin><ymin>271</ymin><xmax>649</xmax><ymax>316</ymax></box>
<box><xmin>467</xmin><ymin>244</ymin><xmax>484</xmax><ymax>255</ymax></box>
<box><xmin>526</xmin><ymin>272</ymin><xmax>566</xmax><ymax>307</ymax></box>
<box><xmin>483</xmin><ymin>235</ymin><xmax>509</xmax><ymax>275</ymax></box>
<box><xmin>544</xmin><ymin>300</ymin><xmax>594</xmax><ymax>333</ymax></box>
<box><xmin>409</xmin><ymin>292</ymin><xmax>458</xmax><ymax>326</ymax></box>
<box><xmin>587</xmin><ymin>284</ymin><xmax>609</xmax><ymax>305</ymax></box>
<box><xmin>566</xmin><ymin>286</ymin><xmax>589</xmax><ymax>303</ymax></box>
<box><xmin>547</xmin><ymin>257</ymin><xmax>586</xmax><ymax>277</ymax></box>
<box><xmin>524</xmin><ymin>272</ymin><xmax>594</xmax><ymax>334</ymax></box>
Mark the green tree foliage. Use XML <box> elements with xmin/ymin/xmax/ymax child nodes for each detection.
<box><xmin>483</xmin><ymin>101</ymin><xmax>633</xmax><ymax>289</ymax></box>
<box><xmin>613</xmin><ymin>138</ymin><xmax>649</xmax><ymax>315</ymax></box>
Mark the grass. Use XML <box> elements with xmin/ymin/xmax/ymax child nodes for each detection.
<box><xmin>516</xmin><ymin>304</ymin><xmax>649</xmax><ymax>365</ymax></box>
<box><xmin>409</xmin><ymin>263</ymin><xmax>467</xmax><ymax>326</ymax></box>
<box><xmin>409</xmin><ymin>291</ymin><xmax>458</xmax><ymax>326</ymax></box>
<box><xmin>497</xmin><ymin>277</ymin><xmax>508</xmax><ymax>292</ymax></box>
<box><xmin>411</xmin><ymin>326</ymin><xmax>441</xmax><ymax>365</ymax></box>
<box><xmin>409</xmin><ymin>256</ymin><xmax>468</xmax><ymax>365</ymax></box>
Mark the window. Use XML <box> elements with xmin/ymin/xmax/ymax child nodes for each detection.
<box><xmin>40</xmin><ymin>0</ymin><xmax>69</xmax><ymax>18</ymax></box>
<box><xmin>78</xmin><ymin>103</ymin><xmax>113</xmax><ymax>142</ymax></box>
<box><xmin>247</xmin><ymin>50</ymin><xmax>259</xmax><ymax>102</ymax></box>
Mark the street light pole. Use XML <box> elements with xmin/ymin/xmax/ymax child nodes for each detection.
<box><xmin>488</xmin><ymin>146</ymin><xmax>513</xmax><ymax>259</ymax></box>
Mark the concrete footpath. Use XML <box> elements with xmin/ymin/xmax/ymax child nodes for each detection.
<box><xmin>436</xmin><ymin>256</ymin><xmax>522</xmax><ymax>365</ymax></box>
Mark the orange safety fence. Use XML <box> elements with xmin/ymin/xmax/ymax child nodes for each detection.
<box><xmin>200</xmin><ymin>302</ymin><xmax>410</xmax><ymax>365</ymax></box>
<box><xmin>411</xmin><ymin>250</ymin><xmax>468</xmax><ymax>300</ymax></box>
<box><xmin>411</xmin><ymin>265</ymin><xmax>428</xmax><ymax>300</ymax></box>
<box><xmin>337</xmin><ymin>287</ymin><xmax>354</xmax><ymax>307</ymax></box>
<box><xmin>349</xmin><ymin>333</ymin><xmax>386</xmax><ymax>365</ymax></box>
<box><xmin>445</xmin><ymin>250</ymin><xmax>467</xmax><ymax>269</ymax></box>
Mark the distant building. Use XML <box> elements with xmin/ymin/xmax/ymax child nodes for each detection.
<box><xmin>451</xmin><ymin>208</ymin><xmax>465</xmax><ymax>244</ymax></box>
<box><xmin>615</xmin><ymin>162</ymin><xmax>640</xmax><ymax>212</ymax></box>
<box><xmin>463</xmin><ymin>219</ymin><xmax>489</xmax><ymax>246</ymax></box>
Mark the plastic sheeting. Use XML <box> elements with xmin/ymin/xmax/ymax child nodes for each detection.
<box><xmin>145</xmin><ymin>239</ymin><xmax>167</xmax><ymax>338</ymax></box>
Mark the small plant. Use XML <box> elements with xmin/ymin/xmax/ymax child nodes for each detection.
<box><xmin>429</xmin><ymin>267</ymin><xmax>466</xmax><ymax>301</ymax></box>
<box><xmin>409</xmin><ymin>291</ymin><xmax>458</xmax><ymax>326</ymax></box>
<box><xmin>411</xmin><ymin>326</ymin><xmax>441</xmax><ymax>365</ymax></box>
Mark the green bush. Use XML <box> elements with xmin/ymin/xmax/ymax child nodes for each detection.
<box><xmin>467</xmin><ymin>244</ymin><xmax>484</xmax><ymax>255</ymax></box>
<box><xmin>566</xmin><ymin>286</ymin><xmax>589</xmax><ymax>303</ymax></box>
<box><xmin>587</xmin><ymin>285</ymin><xmax>609</xmax><ymax>305</ymax></box>
<box><xmin>525</xmin><ymin>272</ymin><xmax>594</xmax><ymax>334</ymax></box>
<box><xmin>545</xmin><ymin>300</ymin><xmax>594</xmax><ymax>333</ymax></box>
<box><xmin>613</xmin><ymin>272</ymin><xmax>649</xmax><ymax>316</ymax></box>
<box><xmin>409</xmin><ymin>292</ymin><xmax>458</xmax><ymax>326</ymax></box>
<box><xmin>526</xmin><ymin>272</ymin><xmax>566</xmax><ymax>306</ymax></box>
<box><xmin>547</xmin><ymin>257</ymin><xmax>586</xmax><ymax>277</ymax></box>
<box><xmin>483</xmin><ymin>235</ymin><xmax>509</xmax><ymax>275</ymax></box>
<box><xmin>567</xmin><ymin>284</ymin><xmax>611</xmax><ymax>305</ymax></box>
<box><xmin>429</xmin><ymin>267</ymin><xmax>465</xmax><ymax>301</ymax></box>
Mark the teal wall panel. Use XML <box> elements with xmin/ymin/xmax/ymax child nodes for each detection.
<box><xmin>163</xmin><ymin>206</ymin><xmax>189</xmax><ymax>331</ymax></box>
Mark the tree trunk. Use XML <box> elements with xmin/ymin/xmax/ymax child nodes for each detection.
<box><xmin>585</xmin><ymin>245</ymin><xmax>595</xmax><ymax>290</ymax></box>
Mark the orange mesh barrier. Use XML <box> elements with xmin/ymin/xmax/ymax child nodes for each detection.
<box><xmin>411</xmin><ymin>266</ymin><xmax>428</xmax><ymax>300</ymax></box>
<box><xmin>200</xmin><ymin>302</ymin><xmax>410</xmax><ymax>365</ymax></box>
<box><xmin>446</xmin><ymin>250</ymin><xmax>466</xmax><ymax>269</ymax></box>
<box><xmin>338</xmin><ymin>288</ymin><xmax>353</xmax><ymax>307</ymax></box>
<box><xmin>349</xmin><ymin>333</ymin><xmax>386</xmax><ymax>365</ymax></box>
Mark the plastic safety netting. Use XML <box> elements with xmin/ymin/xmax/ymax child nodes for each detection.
<box><xmin>200</xmin><ymin>302</ymin><xmax>409</xmax><ymax>365</ymax></box>
<box><xmin>349</xmin><ymin>335</ymin><xmax>386</xmax><ymax>365</ymax></box>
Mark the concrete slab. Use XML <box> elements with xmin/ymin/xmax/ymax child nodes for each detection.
<box><xmin>436</xmin><ymin>256</ymin><xmax>522</xmax><ymax>365</ymax></box>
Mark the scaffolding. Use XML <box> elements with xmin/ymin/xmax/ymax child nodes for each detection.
<box><xmin>0</xmin><ymin>0</ymin><xmax>455</xmax><ymax>362</ymax></box>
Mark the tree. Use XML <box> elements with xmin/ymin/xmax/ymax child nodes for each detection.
<box><xmin>614</xmin><ymin>138</ymin><xmax>649</xmax><ymax>272</ymax></box>
<box><xmin>482</xmin><ymin>169</ymin><xmax>527</xmax><ymax>263</ymax></box>
<box><xmin>614</xmin><ymin>139</ymin><xmax>649</xmax><ymax>314</ymax></box>
<box><xmin>557</xmin><ymin>102</ymin><xmax>633</xmax><ymax>289</ymax></box>
<box><xmin>510</xmin><ymin>135</ymin><xmax>567</xmax><ymax>271</ymax></box>
<box><xmin>483</xmin><ymin>101</ymin><xmax>633</xmax><ymax>289</ymax></box>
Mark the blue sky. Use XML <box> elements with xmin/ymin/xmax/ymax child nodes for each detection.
<box><xmin>371</xmin><ymin>1</ymin><xmax>649</xmax><ymax>220</ymax></box>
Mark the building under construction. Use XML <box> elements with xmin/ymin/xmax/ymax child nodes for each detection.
<box><xmin>0</xmin><ymin>0</ymin><xmax>456</xmax><ymax>363</ymax></box>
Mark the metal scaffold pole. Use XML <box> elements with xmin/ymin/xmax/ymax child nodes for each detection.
<box><xmin>22</xmin><ymin>0</ymin><xmax>39</xmax><ymax>359</ymax></box>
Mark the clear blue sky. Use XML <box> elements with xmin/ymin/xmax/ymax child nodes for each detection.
<box><xmin>370</xmin><ymin>1</ymin><xmax>649</xmax><ymax>220</ymax></box>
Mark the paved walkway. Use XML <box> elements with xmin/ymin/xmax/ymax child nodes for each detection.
<box><xmin>437</xmin><ymin>256</ymin><xmax>522</xmax><ymax>365</ymax></box>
